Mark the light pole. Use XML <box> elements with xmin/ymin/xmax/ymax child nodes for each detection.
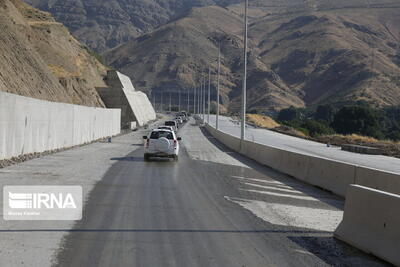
<box><xmin>241</xmin><ymin>0</ymin><xmax>248</xmax><ymax>140</ymax></box>
<box><xmin>207</xmin><ymin>65</ymin><xmax>211</xmax><ymax>124</ymax></box>
<box><xmin>194</xmin><ymin>86</ymin><xmax>196</xmax><ymax>115</ymax></box>
<box><xmin>161</xmin><ymin>92</ymin><xmax>163</xmax><ymax>112</ymax></box>
<box><xmin>203</xmin><ymin>73</ymin><xmax>206</xmax><ymax>120</ymax></box>
<box><xmin>179</xmin><ymin>89</ymin><xmax>181</xmax><ymax>112</ymax></box>
<box><xmin>200</xmin><ymin>77</ymin><xmax>203</xmax><ymax>118</ymax></box>
<box><xmin>169</xmin><ymin>92</ymin><xmax>172</xmax><ymax>112</ymax></box>
<box><xmin>187</xmin><ymin>89</ymin><xmax>189</xmax><ymax>112</ymax></box>
<box><xmin>216</xmin><ymin>42</ymin><xmax>221</xmax><ymax>130</ymax></box>
<box><xmin>198</xmin><ymin>81</ymin><xmax>201</xmax><ymax>115</ymax></box>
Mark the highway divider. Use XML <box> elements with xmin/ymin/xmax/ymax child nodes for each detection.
<box><xmin>0</xmin><ymin>91</ymin><xmax>121</xmax><ymax>161</ymax></box>
<box><xmin>335</xmin><ymin>185</ymin><xmax>400</xmax><ymax>266</ymax></box>
<box><xmin>205</xmin><ymin>124</ymin><xmax>400</xmax><ymax>197</ymax></box>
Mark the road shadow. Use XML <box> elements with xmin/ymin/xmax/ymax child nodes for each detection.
<box><xmin>288</xmin><ymin>236</ymin><xmax>391</xmax><ymax>266</ymax></box>
<box><xmin>110</xmin><ymin>156</ymin><xmax>144</xmax><ymax>162</ymax></box>
<box><xmin>131</xmin><ymin>143</ymin><xmax>143</xmax><ymax>146</ymax></box>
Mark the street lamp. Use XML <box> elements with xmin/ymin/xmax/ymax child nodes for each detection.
<box><xmin>203</xmin><ymin>73</ymin><xmax>206</xmax><ymax>120</ymax></box>
<box><xmin>194</xmin><ymin>86</ymin><xmax>196</xmax><ymax>114</ymax></box>
<box><xmin>187</xmin><ymin>89</ymin><xmax>189</xmax><ymax>113</ymax></box>
<box><xmin>241</xmin><ymin>0</ymin><xmax>248</xmax><ymax>140</ymax></box>
<box><xmin>169</xmin><ymin>92</ymin><xmax>172</xmax><ymax>112</ymax></box>
<box><xmin>207</xmin><ymin>65</ymin><xmax>211</xmax><ymax>124</ymax></box>
<box><xmin>216</xmin><ymin>42</ymin><xmax>221</xmax><ymax>130</ymax></box>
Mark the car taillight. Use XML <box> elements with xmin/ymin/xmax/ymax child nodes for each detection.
<box><xmin>145</xmin><ymin>139</ymin><xmax>149</xmax><ymax>148</ymax></box>
<box><xmin>173</xmin><ymin>140</ymin><xmax>177</xmax><ymax>148</ymax></box>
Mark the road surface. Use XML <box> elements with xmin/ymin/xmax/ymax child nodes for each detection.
<box><xmin>0</xmin><ymin>117</ymin><xmax>388</xmax><ymax>266</ymax></box>
<box><xmin>207</xmin><ymin>114</ymin><xmax>400</xmax><ymax>174</ymax></box>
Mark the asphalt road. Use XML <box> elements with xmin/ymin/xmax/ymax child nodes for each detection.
<box><xmin>53</xmin><ymin>120</ymin><xmax>387</xmax><ymax>267</ymax></box>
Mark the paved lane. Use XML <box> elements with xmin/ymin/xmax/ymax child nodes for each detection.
<box><xmin>54</xmin><ymin>121</ymin><xmax>387</xmax><ymax>267</ymax></box>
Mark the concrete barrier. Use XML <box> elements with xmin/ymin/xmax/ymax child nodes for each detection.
<box><xmin>205</xmin><ymin>124</ymin><xmax>400</xmax><ymax>198</ymax></box>
<box><xmin>355</xmin><ymin>167</ymin><xmax>400</xmax><ymax>195</ymax></box>
<box><xmin>335</xmin><ymin>185</ymin><xmax>400</xmax><ymax>266</ymax></box>
<box><xmin>307</xmin><ymin>157</ymin><xmax>356</xmax><ymax>197</ymax></box>
<box><xmin>279</xmin><ymin>151</ymin><xmax>310</xmax><ymax>182</ymax></box>
<box><xmin>0</xmin><ymin>91</ymin><xmax>121</xmax><ymax>160</ymax></box>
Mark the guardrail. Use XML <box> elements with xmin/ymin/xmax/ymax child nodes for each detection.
<box><xmin>205</xmin><ymin>124</ymin><xmax>400</xmax><ymax>197</ymax></box>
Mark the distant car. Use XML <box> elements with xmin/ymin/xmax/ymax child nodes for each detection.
<box><xmin>157</xmin><ymin>126</ymin><xmax>174</xmax><ymax>132</ymax></box>
<box><xmin>164</xmin><ymin>120</ymin><xmax>178</xmax><ymax>131</ymax></box>
<box><xmin>177</xmin><ymin>112</ymin><xmax>188</xmax><ymax>122</ymax></box>
<box><xmin>143</xmin><ymin>129</ymin><xmax>181</xmax><ymax>161</ymax></box>
<box><xmin>174</xmin><ymin>117</ymin><xmax>183</xmax><ymax>124</ymax></box>
<box><xmin>178</xmin><ymin>111</ymin><xmax>188</xmax><ymax>118</ymax></box>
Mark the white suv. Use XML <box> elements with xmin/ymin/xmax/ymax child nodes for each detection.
<box><xmin>143</xmin><ymin>129</ymin><xmax>181</xmax><ymax>161</ymax></box>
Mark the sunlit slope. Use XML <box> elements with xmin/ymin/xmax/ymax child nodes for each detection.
<box><xmin>0</xmin><ymin>0</ymin><xmax>107</xmax><ymax>106</ymax></box>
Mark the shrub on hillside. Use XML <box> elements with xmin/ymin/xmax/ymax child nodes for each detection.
<box><xmin>301</xmin><ymin>119</ymin><xmax>334</xmax><ymax>137</ymax></box>
<box><xmin>331</xmin><ymin>106</ymin><xmax>383</xmax><ymax>138</ymax></box>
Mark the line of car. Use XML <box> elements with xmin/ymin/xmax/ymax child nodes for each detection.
<box><xmin>143</xmin><ymin>112</ymin><xmax>189</xmax><ymax>161</ymax></box>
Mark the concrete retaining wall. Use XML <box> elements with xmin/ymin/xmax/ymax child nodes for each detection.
<box><xmin>0</xmin><ymin>91</ymin><xmax>121</xmax><ymax>160</ymax></box>
<box><xmin>99</xmin><ymin>71</ymin><xmax>156</xmax><ymax>127</ymax></box>
<box><xmin>205</xmin><ymin>124</ymin><xmax>400</xmax><ymax>197</ymax></box>
<box><xmin>335</xmin><ymin>185</ymin><xmax>400</xmax><ymax>266</ymax></box>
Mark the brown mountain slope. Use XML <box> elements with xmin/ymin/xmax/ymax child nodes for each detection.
<box><xmin>0</xmin><ymin>0</ymin><xmax>107</xmax><ymax>107</ymax></box>
<box><xmin>24</xmin><ymin>0</ymin><xmax>246</xmax><ymax>52</ymax></box>
<box><xmin>23</xmin><ymin>0</ymin><xmax>400</xmax><ymax>52</ymax></box>
<box><xmin>105</xmin><ymin>4</ymin><xmax>400</xmax><ymax>113</ymax></box>
<box><xmin>253</xmin><ymin>7</ymin><xmax>400</xmax><ymax>107</ymax></box>
<box><xmin>104</xmin><ymin>6</ymin><xmax>298</xmax><ymax>111</ymax></box>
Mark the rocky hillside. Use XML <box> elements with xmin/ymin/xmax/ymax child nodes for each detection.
<box><xmin>24</xmin><ymin>0</ymin><xmax>245</xmax><ymax>52</ymax></box>
<box><xmin>23</xmin><ymin>0</ymin><xmax>400</xmax><ymax>53</ymax></box>
<box><xmin>105</xmin><ymin>3</ymin><xmax>400</xmax><ymax>113</ymax></box>
<box><xmin>0</xmin><ymin>0</ymin><xmax>107</xmax><ymax>107</ymax></box>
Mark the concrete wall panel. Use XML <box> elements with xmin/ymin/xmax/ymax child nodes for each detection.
<box><xmin>355</xmin><ymin>167</ymin><xmax>400</xmax><ymax>195</ymax></box>
<box><xmin>307</xmin><ymin>157</ymin><xmax>356</xmax><ymax>197</ymax></box>
<box><xmin>335</xmin><ymin>185</ymin><xmax>400</xmax><ymax>266</ymax></box>
<box><xmin>0</xmin><ymin>91</ymin><xmax>121</xmax><ymax>160</ymax></box>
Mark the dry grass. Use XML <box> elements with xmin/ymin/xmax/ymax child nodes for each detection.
<box><xmin>316</xmin><ymin>134</ymin><xmax>400</xmax><ymax>158</ymax></box>
<box><xmin>246</xmin><ymin>114</ymin><xmax>280</xmax><ymax>129</ymax></box>
<box><xmin>319</xmin><ymin>134</ymin><xmax>399</xmax><ymax>145</ymax></box>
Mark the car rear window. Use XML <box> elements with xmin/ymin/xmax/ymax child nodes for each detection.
<box><xmin>150</xmin><ymin>131</ymin><xmax>173</xmax><ymax>140</ymax></box>
<box><xmin>165</xmin><ymin>121</ymin><xmax>176</xmax><ymax>126</ymax></box>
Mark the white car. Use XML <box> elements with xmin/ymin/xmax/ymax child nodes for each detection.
<box><xmin>174</xmin><ymin>117</ymin><xmax>183</xmax><ymax>124</ymax></box>
<box><xmin>143</xmin><ymin>129</ymin><xmax>181</xmax><ymax>161</ymax></box>
<box><xmin>164</xmin><ymin>120</ymin><xmax>178</xmax><ymax>131</ymax></box>
<box><xmin>157</xmin><ymin>126</ymin><xmax>174</xmax><ymax>132</ymax></box>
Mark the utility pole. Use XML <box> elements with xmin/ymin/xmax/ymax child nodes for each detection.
<box><xmin>187</xmin><ymin>89</ymin><xmax>189</xmax><ymax>113</ymax></box>
<box><xmin>216</xmin><ymin>42</ymin><xmax>221</xmax><ymax>130</ymax></box>
<box><xmin>194</xmin><ymin>86</ymin><xmax>196</xmax><ymax>114</ymax></box>
<box><xmin>179</xmin><ymin>89</ymin><xmax>181</xmax><ymax>112</ymax></box>
<box><xmin>169</xmin><ymin>92</ymin><xmax>172</xmax><ymax>112</ymax></box>
<box><xmin>207</xmin><ymin>65</ymin><xmax>211</xmax><ymax>124</ymax></box>
<box><xmin>203</xmin><ymin>73</ymin><xmax>206</xmax><ymax>120</ymax></box>
<box><xmin>241</xmin><ymin>0</ymin><xmax>248</xmax><ymax>140</ymax></box>
<box><xmin>198</xmin><ymin>81</ymin><xmax>201</xmax><ymax>115</ymax></box>
<box><xmin>161</xmin><ymin>92</ymin><xmax>163</xmax><ymax>112</ymax></box>
<box><xmin>200</xmin><ymin>77</ymin><xmax>203</xmax><ymax>117</ymax></box>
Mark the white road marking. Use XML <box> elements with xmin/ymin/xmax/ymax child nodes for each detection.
<box><xmin>240</xmin><ymin>189</ymin><xmax>321</xmax><ymax>202</ymax></box>
<box><xmin>225</xmin><ymin>196</ymin><xmax>343</xmax><ymax>232</ymax></box>
<box><xmin>243</xmin><ymin>182</ymin><xmax>302</xmax><ymax>194</ymax></box>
